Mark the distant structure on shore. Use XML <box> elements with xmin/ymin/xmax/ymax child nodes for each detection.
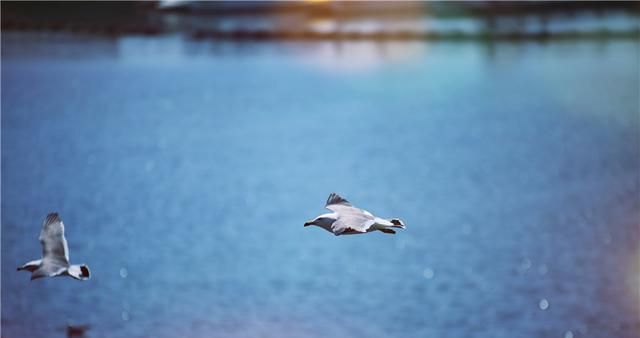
<box><xmin>2</xmin><ymin>1</ymin><xmax>639</xmax><ymax>40</ymax></box>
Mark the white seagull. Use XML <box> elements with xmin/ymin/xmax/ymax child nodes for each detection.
<box><xmin>304</xmin><ymin>193</ymin><xmax>406</xmax><ymax>236</ymax></box>
<box><xmin>17</xmin><ymin>213</ymin><xmax>90</xmax><ymax>281</ymax></box>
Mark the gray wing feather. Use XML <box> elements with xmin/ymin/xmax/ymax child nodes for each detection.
<box><xmin>39</xmin><ymin>213</ymin><xmax>70</xmax><ymax>267</ymax></box>
<box><xmin>325</xmin><ymin>194</ymin><xmax>376</xmax><ymax>234</ymax></box>
<box><xmin>39</xmin><ymin>263</ymin><xmax>68</xmax><ymax>277</ymax></box>
<box><xmin>332</xmin><ymin>216</ymin><xmax>375</xmax><ymax>235</ymax></box>
<box><xmin>325</xmin><ymin>193</ymin><xmax>352</xmax><ymax>208</ymax></box>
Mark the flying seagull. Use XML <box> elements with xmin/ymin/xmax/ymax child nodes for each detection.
<box><xmin>304</xmin><ymin>193</ymin><xmax>406</xmax><ymax>236</ymax></box>
<box><xmin>17</xmin><ymin>213</ymin><xmax>90</xmax><ymax>281</ymax></box>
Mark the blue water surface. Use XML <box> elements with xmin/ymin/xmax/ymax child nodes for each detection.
<box><xmin>2</xmin><ymin>33</ymin><xmax>639</xmax><ymax>338</ymax></box>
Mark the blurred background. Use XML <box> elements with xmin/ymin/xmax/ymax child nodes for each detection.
<box><xmin>2</xmin><ymin>1</ymin><xmax>639</xmax><ymax>338</ymax></box>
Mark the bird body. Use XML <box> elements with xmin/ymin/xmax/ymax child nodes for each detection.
<box><xmin>305</xmin><ymin>193</ymin><xmax>406</xmax><ymax>236</ymax></box>
<box><xmin>17</xmin><ymin>213</ymin><xmax>90</xmax><ymax>281</ymax></box>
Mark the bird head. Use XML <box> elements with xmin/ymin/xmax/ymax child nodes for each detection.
<box><xmin>304</xmin><ymin>213</ymin><xmax>336</xmax><ymax>228</ymax></box>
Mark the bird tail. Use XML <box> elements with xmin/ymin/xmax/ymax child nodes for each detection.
<box><xmin>390</xmin><ymin>219</ymin><xmax>406</xmax><ymax>229</ymax></box>
<box><xmin>67</xmin><ymin>264</ymin><xmax>91</xmax><ymax>280</ymax></box>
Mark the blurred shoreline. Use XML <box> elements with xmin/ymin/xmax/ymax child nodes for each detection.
<box><xmin>2</xmin><ymin>1</ymin><xmax>639</xmax><ymax>41</ymax></box>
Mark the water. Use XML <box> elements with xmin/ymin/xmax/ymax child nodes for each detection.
<box><xmin>2</xmin><ymin>33</ymin><xmax>639</xmax><ymax>338</ymax></box>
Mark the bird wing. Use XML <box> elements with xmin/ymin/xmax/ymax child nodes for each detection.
<box><xmin>38</xmin><ymin>261</ymin><xmax>68</xmax><ymax>277</ymax></box>
<box><xmin>331</xmin><ymin>215</ymin><xmax>376</xmax><ymax>235</ymax></box>
<box><xmin>325</xmin><ymin>193</ymin><xmax>353</xmax><ymax>209</ymax></box>
<box><xmin>39</xmin><ymin>213</ymin><xmax>70</xmax><ymax>267</ymax></box>
<box><xmin>325</xmin><ymin>193</ymin><xmax>375</xmax><ymax>234</ymax></box>
<box><xmin>325</xmin><ymin>193</ymin><xmax>374</xmax><ymax>218</ymax></box>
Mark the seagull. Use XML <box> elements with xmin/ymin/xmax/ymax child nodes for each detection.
<box><xmin>304</xmin><ymin>193</ymin><xmax>406</xmax><ymax>236</ymax></box>
<box><xmin>17</xmin><ymin>213</ymin><xmax>90</xmax><ymax>281</ymax></box>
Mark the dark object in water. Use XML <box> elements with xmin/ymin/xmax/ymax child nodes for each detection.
<box><xmin>66</xmin><ymin>324</ymin><xmax>90</xmax><ymax>338</ymax></box>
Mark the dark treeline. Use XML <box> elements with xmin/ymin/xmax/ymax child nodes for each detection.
<box><xmin>2</xmin><ymin>1</ymin><xmax>639</xmax><ymax>40</ymax></box>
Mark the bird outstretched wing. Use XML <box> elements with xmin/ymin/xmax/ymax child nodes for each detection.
<box><xmin>325</xmin><ymin>193</ymin><xmax>375</xmax><ymax>235</ymax></box>
<box><xmin>39</xmin><ymin>213</ymin><xmax>70</xmax><ymax>267</ymax></box>
<box><xmin>325</xmin><ymin>193</ymin><xmax>352</xmax><ymax>208</ymax></box>
<box><xmin>331</xmin><ymin>216</ymin><xmax>375</xmax><ymax>235</ymax></box>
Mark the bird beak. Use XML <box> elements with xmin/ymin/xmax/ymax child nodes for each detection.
<box><xmin>304</xmin><ymin>221</ymin><xmax>312</xmax><ymax>227</ymax></box>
